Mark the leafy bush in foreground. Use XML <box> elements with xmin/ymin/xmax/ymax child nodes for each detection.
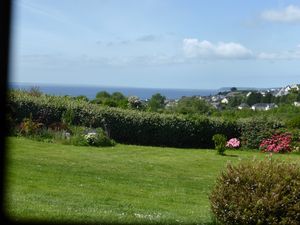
<box><xmin>210</xmin><ymin>159</ymin><xmax>300</xmax><ymax>225</ymax></box>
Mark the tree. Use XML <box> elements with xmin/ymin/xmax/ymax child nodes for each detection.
<box><xmin>261</xmin><ymin>92</ymin><xmax>273</xmax><ymax>103</ymax></box>
<box><xmin>230</xmin><ymin>87</ymin><xmax>237</xmax><ymax>92</ymax></box>
<box><xmin>174</xmin><ymin>96</ymin><xmax>211</xmax><ymax>114</ymax></box>
<box><xmin>96</xmin><ymin>91</ymin><xmax>111</xmax><ymax>99</ymax></box>
<box><xmin>147</xmin><ymin>93</ymin><xmax>166</xmax><ymax>112</ymax></box>
<box><xmin>246</xmin><ymin>92</ymin><xmax>263</xmax><ymax>106</ymax></box>
<box><xmin>228</xmin><ymin>96</ymin><xmax>243</xmax><ymax>108</ymax></box>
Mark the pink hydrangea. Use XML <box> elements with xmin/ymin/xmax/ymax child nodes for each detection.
<box><xmin>260</xmin><ymin>133</ymin><xmax>292</xmax><ymax>153</ymax></box>
<box><xmin>226</xmin><ymin>138</ymin><xmax>240</xmax><ymax>149</ymax></box>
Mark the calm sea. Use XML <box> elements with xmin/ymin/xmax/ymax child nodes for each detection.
<box><xmin>9</xmin><ymin>82</ymin><xmax>219</xmax><ymax>100</ymax></box>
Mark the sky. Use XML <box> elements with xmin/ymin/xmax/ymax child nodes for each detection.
<box><xmin>10</xmin><ymin>0</ymin><xmax>300</xmax><ymax>89</ymax></box>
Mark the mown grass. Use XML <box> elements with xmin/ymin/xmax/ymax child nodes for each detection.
<box><xmin>4</xmin><ymin>137</ymin><xmax>300</xmax><ymax>224</ymax></box>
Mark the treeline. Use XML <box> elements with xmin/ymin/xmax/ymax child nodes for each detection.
<box><xmin>21</xmin><ymin>86</ymin><xmax>300</xmax><ymax>121</ymax></box>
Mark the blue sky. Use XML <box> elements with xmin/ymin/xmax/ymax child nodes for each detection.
<box><xmin>10</xmin><ymin>0</ymin><xmax>300</xmax><ymax>89</ymax></box>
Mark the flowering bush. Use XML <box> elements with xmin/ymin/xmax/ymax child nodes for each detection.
<box><xmin>226</xmin><ymin>138</ymin><xmax>240</xmax><ymax>149</ymax></box>
<box><xmin>83</xmin><ymin>129</ymin><xmax>116</xmax><ymax>147</ymax></box>
<box><xmin>259</xmin><ymin>132</ymin><xmax>292</xmax><ymax>153</ymax></box>
<box><xmin>84</xmin><ymin>132</ymin><xmax>98</xmax><ymax>146</ymax></box>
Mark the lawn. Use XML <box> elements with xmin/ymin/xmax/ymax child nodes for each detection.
<box><xmin>4</xmin><ymin>137</ymin><xmax>300</xmax><ymax>224</ymax></box>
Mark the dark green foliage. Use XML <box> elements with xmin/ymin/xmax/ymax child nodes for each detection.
<box><xmin>93</xmin><ymin>91</ymin><xmax>128</xmax><ymax>108</ymax></box>
<box><xmin>172</xmin><ymin>96</ymin><xmax>212</xmax><ymax>114</ymax></box>
<box><xmin>147</xmin><ymin>93</ymin><xmax>166</xmax><ymax>112</ymax></box>
<box><xmin>261</xmin><ymin>92</ymin><xmax>274</xmax><ymax>103</ymax></box>
<box><xmin>96</xmin><ymin>91</ymin><xmax>110</xmax><ymax>99</ymax></box>
<box><xmin>239</xmin><ymin>118</ymin><xmax>283</xmax><ymax>149</ymax></box>
<box><xmin>212</xmin><ymin>134</ymin><xmax>227</xmax><ymax>155</ymax></box>
<box><xmin>8</xmin><ymin>90</ymin><xmax>240</xmax><ymax>148</ymax></box>
<box><xmin>210</xmin><ymin>159</ymin><xmax>300</xmax><ymax>225</ymax></box>
<box><xmin>227</xmin><ymin>96</ymin><xmax>243</xmax><ymax>108</ymax></box>
<box><xmin>246</xmin><ymin>92</ymin><xmax>263</xmax><ymax>106</ymax></box>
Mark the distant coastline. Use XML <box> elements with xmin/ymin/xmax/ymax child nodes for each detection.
<box><xmin>9</xmin><ymin>82</ymin><xmax>219</xmax><ymax>100</ymax></box>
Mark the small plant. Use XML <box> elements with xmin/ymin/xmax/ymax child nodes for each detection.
<box><xmin>48</xmin><ymin>122</ymin><xmax>69</xmax><ymax>132</ymax></box>
<box><xmin>28</xmin><ymin>86</ymin><xmax>42</xmax><ymax>97</ymax></box>
<box><xmin>212</xmin><ymin>134</ymin><xmax>227</xmax><ymax>155</ymax></box>
<box><xmin>19</xmin><ymin>115</ymin><xmax>43</xmax><ymax>136</ymax></box>
<box><xmin>210</xmin><ymin>159</ymin><xmax>300</xmax><ymax>225</ymax></box>
<box><xmin>259</xmin><ymin>132</ymin><xmax>292</xmax><ymax>153</ymax></box>
<box><xmin>226</xmin><ymin>138</ymin><xmax>240</xmax><ymax>149</ymax></box>
<box><xmin>84</xmin><ymin>129</ymin><xmax>115</xmax><ymax>147</ymax></box>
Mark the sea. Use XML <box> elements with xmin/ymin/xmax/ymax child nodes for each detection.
<box><xmin>9</xmin><ymin>82</ymin><xmax>219</xmax><ymax>100</ymax></box>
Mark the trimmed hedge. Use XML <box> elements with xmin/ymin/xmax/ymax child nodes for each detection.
<box><xmin>7</xmin><ymin>91</ymin><xmax>241</xmax><ymax>148</ymax></box>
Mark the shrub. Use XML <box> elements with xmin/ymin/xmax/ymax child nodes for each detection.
<box><xmin>210</xmin><ymin>159</ymin><xmax>300</xmax><ymax>225</ymax></box>
<box><xmin>212</xmin><ymin>134</ymin><xmax>227</xmax><ymax>155</ymax></box>
<box><xmin>226</xmin><ymin>138</ymin><xmax>240</xmax><ymax>149</ymax></box>
<box><xmin>69</xmin><ymin>134</ymin><xmax>89</xmax><ymax>146</ymax></box>
<box><xmin>84</xmin><ymin>128</ymin><xmax>115</xmax><ymax>147</ymax></box>
<box><xmin>239</xmin><ymin>118</ymin><xmax>282</xmax><ymax>149</ymax></box>
<box><xmin>259</xmin><ymin>132</ymin><xmax>292</xmax><ymax>153</ymax></box>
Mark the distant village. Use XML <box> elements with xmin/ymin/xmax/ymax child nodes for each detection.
<box><xmin>163</xmin><ymin>84</ymin><xmax>300</xmax><ymax>111</ymax></box>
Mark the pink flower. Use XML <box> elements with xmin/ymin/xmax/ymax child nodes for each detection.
<box><xmin>226</xmin><ymin>138</ymin><xmax>240</xmax><ymax>149</ymax></box>
<box><xmin>259</xmin><ymin>132</ymin><xmax>292</xmax><ymax>153</ymax></box>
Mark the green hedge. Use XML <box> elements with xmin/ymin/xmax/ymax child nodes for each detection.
<box><xmin>8</xmin><ymin>91</ymin><xmax>241</xmax><ymax>148</ymax></box>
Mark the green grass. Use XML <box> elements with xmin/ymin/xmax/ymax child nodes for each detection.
<box><xmin>4</xmin><ymin>137</ymin><xmax>300</xmax><ymax>224</ymax></box>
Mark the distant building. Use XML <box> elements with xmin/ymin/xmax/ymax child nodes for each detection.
<box><xmin>251</xmin><ymin>103</ymin><xmax>278</xmax><ymax>111</ymax></box>
<box><xmin>294</xmin><ymin>101</ymin><xmax>300</xmax><ymax>107</ymax></box>
<box><xmin>238</xmin><ymin>103</ymin><xmax>250</xmax><ymax>110</ymax></box>
<box><xmin>211</xmin><ymin>95</ymin><xmax>225</xmax><ymax>102</ymax></box>
<box><xmin>221</xmin><ymin>98</ymin><xmax>229</xmax><ymax>104</ymax></box>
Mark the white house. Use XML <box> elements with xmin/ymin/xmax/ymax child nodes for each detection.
<box><xmin>294</xmin><ymin>101</ymin><xmax>300</xmax><ymax>107</ymax></box>
<box><xmin>251</xmin><ymin>103</ymin><xmax>278</xmax><ymax>111</ymax></box>
<box><xmin>221</xmin><ymin>98</ymin><xmax>229</xmax><ymax>104</ymax></box>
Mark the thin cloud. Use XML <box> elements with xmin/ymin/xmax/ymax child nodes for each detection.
<box><xmin>136</xmin><ymin>35</ymin><xmax>157</xmax><ymax>42</ymax></box>
<box><xmin>258</xmin><ymin>47</ymin><xmax>300</xmax><ymax>60</ymax></box>
<box><xmin>183</xmin><ymin>38</ymin><xmax>253</xmax><ymax>59</ymax></box>
<box><xmin>261</xmin><ymin>5</ymin><xmax>300</xmax><ymax>22</ymax></box>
